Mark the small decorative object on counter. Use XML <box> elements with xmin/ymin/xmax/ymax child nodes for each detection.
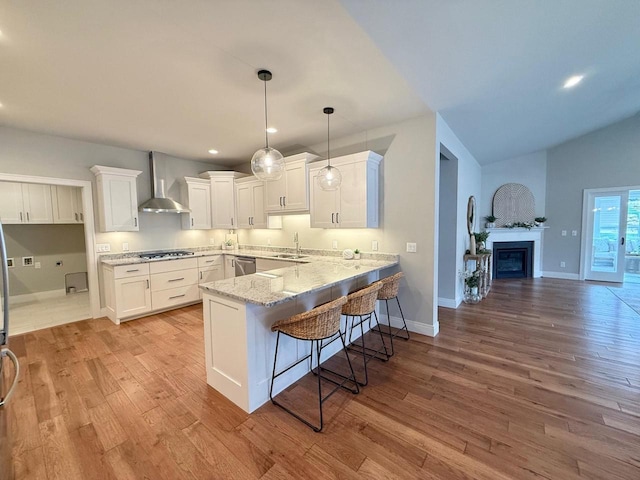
<box><xmin>342</xmin><ymin>248</ymin><xmax>354</xmax><ymax>260</ymax></box>
<box><xmin>534</xmin><ymin>216</ymin><xmax>547</xmax><ymax>227</ymax></box>
<box><xmin>485</xmin><ymin>215</ymin><xmax>497</xmax><ymax>228</ymax></box>
<box><xmin>353</xmin><ymin>249</ymin><xmax>361</xmax><ymax>260</ymax></box>
<box><xmin>223</xmin><ymin>239</ymin><xmax>234</xmax><ymax>250</ymax></box>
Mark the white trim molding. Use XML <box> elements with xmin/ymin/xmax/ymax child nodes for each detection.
<box><xmin>438</xmin><ymin>297</ymin><xmax>460</xmax><ymax>309</ymax></box>
<box><xmin>542</xmin><ymin>271</ymin><xmax>580</xmax><ymax>280</ymax></box>
<box><xmin>379</xmin><ymin>313</ymin><xmax>439</xmax><ymax>337</ymax></box>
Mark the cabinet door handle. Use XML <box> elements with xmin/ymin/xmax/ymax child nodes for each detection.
<box><xmin>134</xmin><ymin>217</ymin><xmax>138</xmax><ymax>227</ymax></box>
<box><xmin>126</xmin><ymin>269</ymin><xmax>140</xmax><ymax>273</ymax></box>
<box><xmin>26</xmin><ymin>212</ymin><xmax>30</xmax><ymax>222</ymax></box>
<box><xmin>283</xmin><ymin>196</ymin><xmax>286</xmax><ymax>207</ymax></box>
<box><xmin>168</xmin><ymin>277</ymin><xmax>185</xmax><ymax>282</ymax></box>
<box><xmin>279</xmin><ymin>196</ymin><xmax>282</xmax><ymax>207</ymax></box>
<box><xmin>146</xmin><ymin>279</ymin><xmax>150</xmax><ymax>289</ymax></box>
<box><xmin>169</xmin><ymin>294</ymin><xmax>186</xmax><ymax>300</ymax></box>
<box><xmin>231</xmin><ymin>259</ymin><xmax>235</xmax><ymax>267</ymax></box>
<box><xmin>231</xmin><ymin>217</ymin><xmax>234</xmax><ymax>226</ymax></box>
<box><xmin>336</xmin><ymin>212</ymin><xmax>339</xmax><ymax>224</ymax></box>
<box><xmin>75</xmin><ymin>213</ymin><xmax>79</xmax><ymax>221</ymax></box>
<box><xmin>80</xmin><ymin>213</ymin><xmax>84</xmax><ymax>222</ymax></box>
<box><xmin>200</xmin><ymin>271</ymin><xmax>203</xmax><ymax>280</ymax></box>
<box><xmin>205</xmin><ymin>259</ymin><xmax>214</xmax><ymax>263</ymax></box>
<box><xmin>20</xmin><ymin>212</ymin><xmax>23</xmax><ymax>222</ymax></box>
<box><xmin>191</xmin><ymin>218</ymin><xmax>194</xmax><ymax>227</ymax></box>
<box><xmin>331</xmin><ymin>213</ymin><xmax>335</xmax><ymax>224</ymax></box>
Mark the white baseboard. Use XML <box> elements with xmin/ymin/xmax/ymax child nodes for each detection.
<box><xmin>438</xmin><ymin>296</ymin><xmax>461</xmax><ymax>309</ymax></box>
<box><xmin>379</xmin><ymin>313</ymin><xmax>439</xmax><ymax>337</ymax></box>
<box><xmin>542</xmin><ymin>271</ymin><xmax>580</xmax><ymax>280</ymax></box>
<box><xmin>10</xmin><ymin>289</ymin><xmax>67</xmax><ymax>304</ymax></box>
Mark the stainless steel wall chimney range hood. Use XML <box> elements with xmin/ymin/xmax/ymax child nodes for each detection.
<box><xmin>138</xmin><ymin>151</ymin><xmax>191</xmax><ymax>213</ymax></box>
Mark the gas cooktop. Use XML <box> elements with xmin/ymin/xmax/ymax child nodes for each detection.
<box><xmin>138</xmin><ymin>250</ymin><xmax>195</xmax><ymax>260</ymax></box>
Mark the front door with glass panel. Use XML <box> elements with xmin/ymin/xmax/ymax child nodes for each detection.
<box><xmin>584</xmin><ymin>190</ymin><xmax>629</xmax><ymax>282</ymax></box>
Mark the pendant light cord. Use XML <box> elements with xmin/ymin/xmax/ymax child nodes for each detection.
<box><xmin>327</xmin><ymin>111</ymin><xmax>331</xmax><ymax>167</ymax></box>
<box><xmin>264</xmin><ymin>79</ymin><xmax>269</xmax><ymax>148</ymax></box>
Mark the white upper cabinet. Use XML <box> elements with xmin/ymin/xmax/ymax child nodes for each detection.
<box><xmin>265</xmin><ymin>153</ymin><xmax>318</xmax><ymax>213</ymax></box>
<box><xmin>309</xmin><ymin>151</ymin><xmax>382</xmax><ymax>229</ymax></box>
<box><xmin>51</xmin><ymin>185</ymin><xmax>83</xmax><ymax>223</ymax></box>
<box><xmin>235</xmin><ymin>177</ymin><xmax>267</xmax><ymax>229</ymax></box>
<box><xmin>181</xmin><ymin>177</ymin><xmax>211</xmax><ymax>230</ymax></box>
<box><xmin>0</xmin><ymin>181</ymin><xmax>53</xmax><ymax>224</ymax></box>
<box><xmin>91</xmin><ymin>165</ymin><xmax>142</xmax><ymax>232</ymax></box>
<box><xmin>200</xmin><ymin>171</ymin><xmax>243</xmax><ymax>229</ymax></box>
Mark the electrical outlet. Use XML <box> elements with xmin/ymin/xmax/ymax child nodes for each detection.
<box><xmin>560</xmin><ymin>261</ymin><xmax>566</xmax><ymax>268</ymax></box>
<box><xmin>372</xmin><ymin>240</ymin><xmax>378</xmax><ymax>251</ymax></box>
<box><xmin>7</xmin><ymin>258</ymin><xmax>14</xmax><ymax>268</ymax></box>
<box><xmin>561</xmin><ymin>230</ymin><xmax>567</xmax><ymax>236</ymax></box>
<box><xmin>96</xmin><ymin>243</ymin><xmax>111</xmax><ymax>253</ymax></box>
<box><xmin>209</xmin><ymin>237</ymin><xmax>216</xmax><ymax>245</ymax></box>
<box><xmin>122</xmin><ymin>242</ymin><xmax>129</xmax><ymax>252</ymax></box>
<box><xmin>406</xmin><ymin>242</ymin><xmax>417</xmax><ymax>253</ymax></box>
<box><xmin>332</xmin><ymin>240</ymin><xmax>338</xmax><ymax>249</ymax></box>
<box><xmin>267</xmin><ymin>238</ymin><xmax>271</xmax><ymax>246</ymax></box>
<box><xmin>572</xmin><ymin>230</ymin><xmax>578</xmax><ymax>236</ymax></box>
<box><xmin>35</xmin><ymin>262</ymin><xmax>41</xmax><ymax>269</ymax></box>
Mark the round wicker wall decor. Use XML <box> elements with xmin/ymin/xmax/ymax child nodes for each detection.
<box><xmin>492</xmin><ymin>183</ymin><xmax>535</xmax><ymax>227</ymax></box>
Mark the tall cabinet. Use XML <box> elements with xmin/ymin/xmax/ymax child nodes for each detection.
<box><xmin>265</xmin><ymin>152</ymin><xmax>318</xmax><ymax>213</ymax></box>
<box><xmin>200</xmin><ymin>171</ymin><xmax>244</xmax><ymax>229</ymax></box>
<box><xmin>235</xmin><ymin>177</ymin><xmax>267</xmax><ymax>229</ymax></box>
<box><xmin>90</xmin><ymin>166</ymin><xmax>142</xmax><ymax>232</ymax></box>
<box><xmin>180</xmin><ymin>177</ymin><xmax>211</xmax><ymax>230</ymax></box>
<box><xmin>308</xmin><ymin>151</ymin><xmax>382</xmax><ymax>228</ymax></box>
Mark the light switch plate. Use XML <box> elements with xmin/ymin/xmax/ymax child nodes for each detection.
<box><xmin>96</xmin><ymin>243</ymin><xmax>111</xmax><ymax>253</ymax></box>
<box><xmin>332</xmin><ymin>240</ymin><xmax>338</xmax><ymax>249</ymax></box>
<box><xmin>372</xmin><ymin>240</ymin><xmax>379</xmax><ymax>251</ymax></box>
<box><xmin>561</xmin><ymin>230</ymin><xmax>567</xmax><ymax>236</ymax></box>
<box><xmin>406</xmin><ymin>242</ymin><xmax>417</xmax><ymax>253</ymax></box>
<box><xmin>122</xmin><ymin>242</ymin><xmax>129</xmax><ymax>252</ymax></box>
<box><xmin>22</xmin><ymin>256</ymin><xmax>34</xmax><ymax>266</ymax></box>
<box><xmin>572</xmin><ymin>230</ymin><xmax>578</xmax><ymax>236</ymax></box>
<box><xmin>35</xmin><ymin>262</ymin><xmax>41</xmax><ymax>269</ymax></box>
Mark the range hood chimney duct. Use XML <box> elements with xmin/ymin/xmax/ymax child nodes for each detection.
<box><xmin>138</xmin><ymin>151</ymin><xmax>191</xmax><ymax>213</ymax></box>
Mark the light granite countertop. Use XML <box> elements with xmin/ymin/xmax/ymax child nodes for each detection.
<box><xmin>200</xmin><ymin>255</ymin><xmax>398</xmax><ymax>307</ymax></box>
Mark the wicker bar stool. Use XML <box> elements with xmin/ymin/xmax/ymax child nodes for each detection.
<box><xmin>371</xmin><ymin>272</ymin><xmax>409</xmax><ymax>356</ymax></box>
<box><xmin>269</xmin><ymin>296</ymin><xmax>359</xmax><ymax>432</ymax></box>
<box><xmin>343</xmin><ymin>282</ymin><xmax>390</xmax><ymax>386</ymax></box>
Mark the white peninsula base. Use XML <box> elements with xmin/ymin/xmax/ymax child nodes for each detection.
<box><xmin>202</xmin><ymin>272</ymin><xmax>380</xmax><ymax>413</ymax></box>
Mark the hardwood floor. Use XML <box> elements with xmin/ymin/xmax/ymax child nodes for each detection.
<box><xmin>4</xmin><ymin>278</ymin><xmax>640</xmax><ymax>479</ymax></box>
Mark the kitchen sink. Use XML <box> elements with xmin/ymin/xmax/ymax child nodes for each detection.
<box><xmin>274</xmin><ymin>254</ymin><xmax>308</xmax><ymax>259</ymax></box>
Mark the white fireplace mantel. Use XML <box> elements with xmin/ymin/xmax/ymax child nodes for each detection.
<box><xmin>485</xmin><ymin>227</ymin><xmax>546</xmax><ymax>278</ymax></box>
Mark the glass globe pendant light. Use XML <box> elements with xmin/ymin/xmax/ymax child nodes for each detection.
<box><xmin>251</xmin><ymin>69</ymin><xmax>284</xmax><ymax>181</ymax></box>
<box><xmin>318</xmin><ymin>107</ymin><xmax>342</xmax><ymax>191</ymax></box>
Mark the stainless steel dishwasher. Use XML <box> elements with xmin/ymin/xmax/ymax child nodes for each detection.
<box><xmin>235</xmin><ymin>256</ymin><xmax>256</xmax><ymax>276</ymax></box>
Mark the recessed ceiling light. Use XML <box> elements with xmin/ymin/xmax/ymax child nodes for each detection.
<box><xmin>563</xmin><ymin>75</ymin><xmax>584</xmax><ymax>89</ymax></box>
<box><xmin>208</xmin><ymin>149</ymin><xmax>219</xmax><ymax>155</ymax></box>
<box><xmin>266</xmin><ymin>127</ymin><xmax>278</xmax><ymax>134</ymax></box>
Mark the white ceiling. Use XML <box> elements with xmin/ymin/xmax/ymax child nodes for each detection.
<box><xmin>1</xmin><ymin>1</ymin><xmax>639</xmax><ymax>167</ymax></box>
<box><xmin>341</xmin><ymin>0</ymin><xmax>640</xmax><ymax>164</ymax></box>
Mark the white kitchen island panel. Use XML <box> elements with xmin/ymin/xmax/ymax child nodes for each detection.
<box><xmin>202</xmin><ymin>269</ymin><xmax>384</xmax><ymax>413</ymax></box>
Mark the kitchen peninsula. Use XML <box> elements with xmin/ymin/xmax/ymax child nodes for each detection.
<box><xmin>199</xmin><ymin>251</ymin><xmax>398</xmax><ymax>413</ymax></box>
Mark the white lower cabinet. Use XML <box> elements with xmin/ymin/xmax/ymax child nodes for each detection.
<box><xmin>224</xmin><ymin>256</ymin><xmax>236</xmax><ymax>278</ymax></box>
<box><xmin>198</xmin><ymin>255</ymin><xmax>224</xmax><ymax>298</ymax></box>
<box><xmin>103</xmin><ymin>257</ymin><xmax>202</xmax><ymax>324</ymax></box>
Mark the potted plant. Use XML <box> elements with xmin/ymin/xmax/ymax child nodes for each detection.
<box><xmin>223</xmin><ymin>239</ymin><xmax>234</xmax><ymax>250</ymax></box>
<box><xmin>459</xmin><ymin>269</ymin><xmax>482</xmax><ymax>303</ymax></box>
<box><xmin>534</xmin><ymin>216</ymin><xmax>547</xmax><ymax>227</ymax></box>
<box><xmin>485</xmin><ymin>215</ymin><xmax>497</xmax><ymax>228</ymax></box>
<box><xmin>473</xmin><ymin>231</ymin><xmax>490</xmax><ymax>251</ymax></box>
<box><xmin>353</xmin><ymin>248</ymin><xmax>361</xmax><ymax>260</ymax></box>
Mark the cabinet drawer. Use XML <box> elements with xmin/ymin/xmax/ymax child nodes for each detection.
<box><xmin>150</xmin><ymin>268</ymin><xmax>198</xmax><ymax>292</ymax></box>
<box><xmin>149</xmin><ymin>257</ymin><xmax>198</xmax><ymax>274</ymax></box>
<box><xmin>114</xmin><ymin>263</ymin><xmax>150</xmax><ymax>279</ymax></box>
<box><xmin>151</xmin><ymin>284</ymin><xmax>200</xmax><ymax>310</ymax></box>
<box><xmin>197</xmin><ymin>255</ymin><xmax>223</xmax><ymax>268</ymax></box>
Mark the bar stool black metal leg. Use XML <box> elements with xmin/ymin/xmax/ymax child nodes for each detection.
<box><xmin>269</xmin><ymin>331</ymin><xmax>281</xmax><ymax>402</ymax></box>
<box><xmin>315</xmin><ymin>340</ymin><xmax>323</xmax><ymax>431</ymax></box>
<box><xmin>394</xmin><ymin>297</ymin><xmax>410</xmax><ymax>340</ymax></box>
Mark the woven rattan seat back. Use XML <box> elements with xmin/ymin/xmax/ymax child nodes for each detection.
<box><xmin>377</xmin><ymin>272</ymin><xmax>404</xmax><ymax>300</ymax></box>
<box><xmin>270</xmin><ymin>296</ymin><xmax>348</xmax><ymax>340</ymax></box>
<box><xmin>342</xmin><ymin>282</ymin><xmax>382</xmax><ymax>316</ymax></box>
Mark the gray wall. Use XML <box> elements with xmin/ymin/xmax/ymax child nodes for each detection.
<box><xmin>438</xmin><ymin>153</ymin><xmax>458</xmax><ymax>301</ymax></box>
<box><xmin>545</xmin><ymin>112</ymin><xmax>640</xmax><ymax>275</ymax></box>
<box><xmin>4</xmin><ymin>224</ymin><xmax>87</xmax><ymax>296</ymax></box>
<box><xmin>481</xmin><ymin>151</ymin><xmax>547</xmax><ymax>220</ymax></box>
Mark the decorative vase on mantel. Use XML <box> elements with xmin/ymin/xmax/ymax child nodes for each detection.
<box><xmin>486</xmin><ymin>222</ymin><xmax>496</xmax><ymax>228</ymax></box>
<box><xmin>469</xmin><ymin>235</ymin><xmax>477</xmax><ymax>255</ymax></box>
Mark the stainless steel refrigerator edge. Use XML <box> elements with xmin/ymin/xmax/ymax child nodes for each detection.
<box><xmin>1</xmin><ymin>220</ymin><xmax>19</xmax><ymax>480</ymax></box>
